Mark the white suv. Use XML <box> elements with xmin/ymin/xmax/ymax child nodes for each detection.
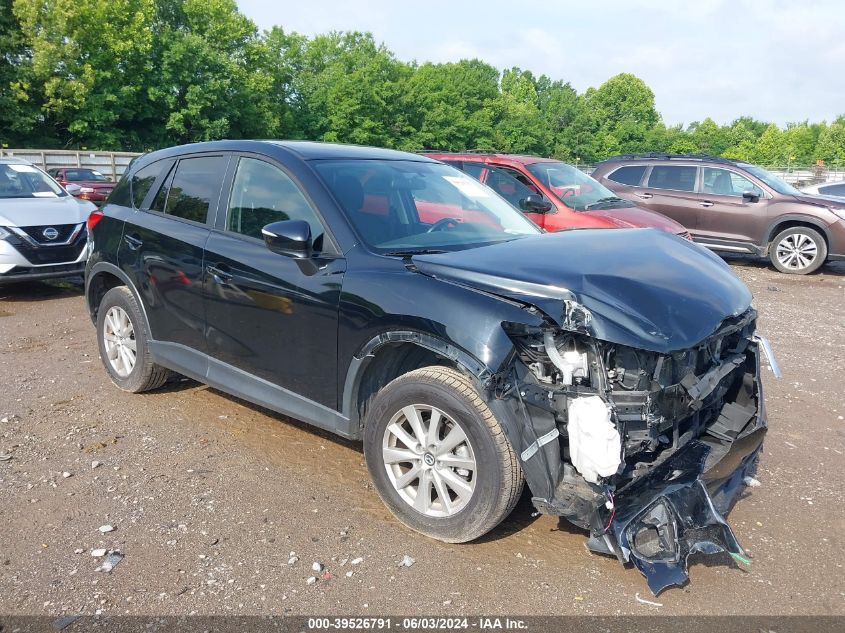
<box><xmin>0</xmin><ymin>158</ymin><xmax>97</xmax><ymax>285</ymax></box>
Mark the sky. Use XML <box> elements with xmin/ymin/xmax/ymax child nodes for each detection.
<box><xmin>237</xmin><ymin>0</ymin><xmax>844</xmax><ymax>128</ymax></box>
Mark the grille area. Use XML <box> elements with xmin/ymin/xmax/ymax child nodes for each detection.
<box><xmin>6</xmin><ymin>225</ymin><xmax>87</xmax><ymax>265</ymax></box>
<box><xmin>18</xmin><ymin>223</ymin><xmax>80</xmax><ymax>244</ymax></box>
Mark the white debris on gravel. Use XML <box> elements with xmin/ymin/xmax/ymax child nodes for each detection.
<box><xmin>311</xmin><ymin>561</ymin><xmax>323</xmax><ymax>573</ymax></box>
<box><xmin>345</xmin><ymin>571</ymin><xmax>353</xmax><ymax>578</ymax></box>
<box><xmin>398</xmin><ymin>555</ymin><xmax>416</xmax><ymax>568</ymax></box>
<box><xmin>90</xmin><ymin>549</ymin><xmax>107</xmax><ymax>557</ymax></box>
<box><xmin>0</xmin><ymin>454</ymin><xmax>11</xmax><ymax>462</ymax></box>
<box><xmin>62</xmin><ymin>471</ymin><xmax>72</xmax><ymax>478</ymax></box>
<box><xmin>91</xmin><ymin>461</ymin><xmax>101</xmax><ymax>469</ymax></box>
<box><xmin>96</xmin><ymin>552</ymin><xmax>123</xmax><ymax>573</ymax></box>
<box><xmin>743</xmin><ymin>476</ymin><xmax>762</xmax><ymax>487</ymax></box>
<box><xmin>74</xmin><ymin>548</ymin><xmax>84</xmax><ymax>555</ymax></box>
<box><xmin>635</xmin><ymin>593</ymin><xmax>663</xmax><ymax>607</ymax></box>
<box><xmin>350</xmin><ymin>557</ymin><xmax>363</xmax><ymax>566</ymax></box>
<box><xmin>98</xmin><ymin>525</ymin><xmax>115</xmax><ymax>533</ymax></box>
<box><xmin>306</xmin><ymin>576</ymin><xmax>317</xmax><ymax>585</ymax></box>
<box><xmin>288</xmin><ymin>556</ymin><xmax>299</xmax><ymax>565</ymax></box>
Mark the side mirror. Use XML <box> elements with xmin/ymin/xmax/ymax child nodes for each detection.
<box><xmin>520</xmin><ymin>194</ymin><xmax>553</xmax><ymax>213</ymax></box>
<box><xmin>65</xmin><ymin>183</ymin><xmax>82</xmax><ymax>196</ymax></box>
<box><xmin>262</xmin><ymin>219</ymin><xmax>312</xmax><ymax>258</ymax></box>
<box><xmin>742</xmin><ymin>190</ymin><xmax>760</xmax><ymax>203</ymax></box>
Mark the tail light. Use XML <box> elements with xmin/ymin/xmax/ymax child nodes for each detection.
<box><xmin>87</xmin><ymin>210</ymin><xmax>104</xmax><ymax>232</ymax></box>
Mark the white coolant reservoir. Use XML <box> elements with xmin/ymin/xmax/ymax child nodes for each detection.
<box><xmin>567</xmin><ymin>395</ymin><xmax>621</xmax><ymax>484</ymax></box>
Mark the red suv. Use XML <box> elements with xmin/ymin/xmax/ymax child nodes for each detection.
<box><xmin>423</xmin><ymin>152</ymin><xmax>689</xmax><ymax>237</ymax></box>
<box><xmin>47</xmin><ymin>167</ymin><xmax>115</xmax><ymax>205</ymax></box>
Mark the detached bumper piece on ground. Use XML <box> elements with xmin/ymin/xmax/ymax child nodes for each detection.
<box><xmin>487</xmin><ymin>308</ymin><xmax>767</xmax><ymax>594</ymax></box>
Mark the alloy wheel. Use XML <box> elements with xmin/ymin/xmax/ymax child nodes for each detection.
<box><xmin>381</xmin><ymin>404</ymin><xmax>477</xmax><ymax>518</ymax></box>
<box><xmin>103</xmin><ymin>306</ymin><xmax>137</xmax><ymax>377</ymax></box>
<box><xmin>775</xmin><ymin>232</ymin><xmax>818</xmax><ymax>271</ymax></box>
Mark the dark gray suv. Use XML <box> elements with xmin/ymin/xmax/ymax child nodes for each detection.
<box><xmin>593</xmin><ymin>154</ymin><xmax>845</xmax><ymax>274</ymax></box>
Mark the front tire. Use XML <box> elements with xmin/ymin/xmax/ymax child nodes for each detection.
<box><xmin>363</xmin><ymin>366</ymin><xmax>523</xmax><ymax>543</ymax></box>
<box><xmin>96</xmin><ymin>286</ymin><xmax>169</xmax><ymax>393</ymax></box>
<box><xmin>770</xmin><ymin>226</ymin><xmax>827</xmax><ymax>274</ymax></box>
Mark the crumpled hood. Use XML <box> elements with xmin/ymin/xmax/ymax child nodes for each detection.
<box><xmin>412</xmin><ymin>229</ymin><xmax>753</xmax><ymax>353</ymax></box>
<box><xmin>0</xmin><ymin>195</ymin><xmax>95</xmax><ymax>227</ymax></box>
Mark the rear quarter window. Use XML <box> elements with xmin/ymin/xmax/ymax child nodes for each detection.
<box><xmin>647</xmin><ymin>165</ymin><xmax>697</xmax><ymax>192</ymax></box>
<box><xmin>607</xmin><ymin>165</ymin><xmax>647</xmax><ymax>186</ymax></box>
<box><xmin>819</xmin><ymin>183</ymin><xmax>845</xmax><ymax>197</ymax></box>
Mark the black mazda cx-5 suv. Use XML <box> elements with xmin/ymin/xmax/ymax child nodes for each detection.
<box><xmin>85</xmin><ymin>140</ymin><xmax>777</xmax><ymax>594</ymax></box>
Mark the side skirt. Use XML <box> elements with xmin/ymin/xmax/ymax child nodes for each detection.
<box><xmin>148</xmin><ymin>341</ymin><xmax>357</xmax><ymax>440</ymax></box>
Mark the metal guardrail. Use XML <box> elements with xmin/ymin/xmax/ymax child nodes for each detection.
<box><xmin>0</xmin><ymin>148</ymin><xmax>142</xmax><ymax>181</ymax></box>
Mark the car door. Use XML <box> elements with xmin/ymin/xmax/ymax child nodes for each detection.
<box><xmin>634</xmin><ymin>164</ymin><xmax>701</xmax><ymax>230</ymax></box>
<box><xmin>118</xmin><ymin>153</ymin><xmax>228</xmax><ymax>353</ymax></box>
<box><xmin>486</xmin><ymin>164</ymin><xmax>556</xmax><ymax>229</ymax></box>
<box><xmin>696</xmin><ymin>166</ymin><xmax>768</xmax><ymax>244</ymax></box>
<box><xmin>202</xmin><ymin>155</ymin><xmax>346</xmax><ymax>409</ymax></box>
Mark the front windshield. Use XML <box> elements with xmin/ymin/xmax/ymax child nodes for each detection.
<box><xmin>741</xmin><ymin>164</ymin><xmax>801</xmax><ymax>196</ymax></box>
<box><xmin>313</xmin><ymin>160</ymin><xmax>540</xmax><ymax>253</ymax></box>
<box><xmin>0</xmin><ymin>164</ymin><xmax>67</xmax><ymax>199</ymax></box>
<box><xmin>525</xmin><ymin>161</ymin><xmax>626</xmax><ymax>211</ymax></box>
<box><xmin>66</xmin><ymin>168</ymin><xmax>109</xmax><ymax>182</ymax></box>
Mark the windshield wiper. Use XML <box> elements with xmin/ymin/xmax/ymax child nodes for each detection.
<box><xmin>584</xmin><ymin>197</ymin><xmax>628</xmax><ymax>210</ymax></box>
<box><xmin>383</xmin><ymin>248</ymin><xmax>448</xmax><ymax>257</ymax></box>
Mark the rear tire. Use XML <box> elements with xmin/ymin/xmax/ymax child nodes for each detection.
<box><xmin>96</xmin><ymin>286</ymin><xmax>169</xmax><ymax>393</ymax></box>
<box><xmin>363</xmin><ymin>366</ymin><xmax>523</xmax><ymax>543</ymax></box>
<box><xmin>770</xmin><ymin>227</ymin><xmax>827</xmax><ymax>274</ymax></box>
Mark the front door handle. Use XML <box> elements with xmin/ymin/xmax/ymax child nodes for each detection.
<box><xmin>206</xmin><ymin>264</ymin><xmax>233</xmax><ymax>284</ymax></box>
<box><xmin>636</xmin><ymin>192</ymin><xmax>653</xmax><ymax>199</ymax></box>
<box><xmin>700</xmin><ymin>201</ymin><xmax>714</xmax><ymax>207</ymax></box>
<box><xmin>123</xmin><ymin>234</ymin><xmax>143</xmax><ymax>250</ymax></box>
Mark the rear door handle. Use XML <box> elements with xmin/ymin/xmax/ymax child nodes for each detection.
<box><xmin>636</xmin><ymin>192</ymin><xmax>653</xmax><ymax>199</ymax></box>
<box><xmin>700</xmin><ymin>201</ymin><xmax>714</xmax><ymax>207</ymax></box>
<box><xmin>123</xmin><ymin>234</ymin><xmax>143</xmax><ymax>250</ymax></box>
<box><xmin>206</xmin><ymin>264</ymin><xmax>233</xmax><ymax>284</ymax></box>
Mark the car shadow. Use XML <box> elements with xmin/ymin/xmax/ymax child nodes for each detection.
<box><xmin>722</xmin><ymin>253</ymin><xmax>845</xmax><ymax>276</ymax></box>
<box><xmin>0</xmin><ymin>277</ymin><xmax>85</xmax><ymax>302</ymax></box>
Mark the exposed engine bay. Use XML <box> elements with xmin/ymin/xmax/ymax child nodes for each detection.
<box><xmin>488</xmin><ymin>307</ymin><xmax>771</xmax><ymax>594</ymax></box>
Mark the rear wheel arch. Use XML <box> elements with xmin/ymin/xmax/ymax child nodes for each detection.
<box><xmin>86</xmin><ymin>263</ymin><xmax>149</xmax><ymax>332</ymax></box>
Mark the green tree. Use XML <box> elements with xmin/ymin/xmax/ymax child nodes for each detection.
<box><xmin>815</xmin><ymin>116</ymin><xmax>845</xmax><ymax>166</ymax></box>
<box><xmin>754</xmin><ymin>123</ymin><xmax>785</xmax><ymax>165</ymax></box>
<box><xmin>291</xmin><ymin>31</ymin><xmax>412</xmax><ymax>148</ymax></box>
<box><xmin>0</xmin><ymin>0</ymin><xmax>43</xmax><ymax>146</ymax></box>
<box><xmin>688</xmin><ymin>117</ymin><xmax>729</xmax><ymax>155</ymax></box>
<box><xmin>493</xmin><ymin>67</ymin><xmax>550</xmax><ymax>154</ymax></box>
<box><xmin>586</xmin><ymin>73</ymin><xmax>658</xmax><ymax>158</ymax></box>
<box><xmin>13</xmin><ymin>0</ymin><xmax>158</xmax><ymax>148</ymax></box>
<box><xmin>401</xmin><ymin>59</ymin><xmax>499</xmax><ymax>151</ymax></box>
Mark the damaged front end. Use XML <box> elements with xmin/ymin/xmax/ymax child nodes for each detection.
<box><xmin>487</xmin><ymin>305</ymin><xmax>770</xmax><ymax>594</ymax></box>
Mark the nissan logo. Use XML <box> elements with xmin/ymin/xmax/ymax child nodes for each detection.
<box><xmin>42</xmin><ymin>227</ymin><xmax>59</xmax><ymax>240</ymax></box>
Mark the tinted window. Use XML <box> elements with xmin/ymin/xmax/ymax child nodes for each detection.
<box><xmin>107</xmin><ymin>174</ymin><xmax>132</xmax><ymax>206</ymax></box>
<box><xmin>702</xmin><ymin>167</ymin><xmax>763</xmax><ymax>197</ymax></box>
<box><xmin>152</xmin><ymin>156</ymin><xmax>225</xmax><ymax>224</ymax></box>
<box><xmin>484</xmin><ymin>166</ymin><xmax>542</xmax><ymax>209</ymax></box>
<box><xmin>819</xmin><ymin>183</ymin><xmax>845</xmax><ymax>196</ymax></box>
<box><xmin>608</xmin><ymin>165</ymin><xmax>646</xmax><ymax>186</ymax></box>
<box><xmin>0</xmin><ymin>163</ymin><xmax>66</xmax><ymax>199</ymax></box>
<box><xmin>227</xmin><ymin>157</ymin><xmax>325</xmax><ymax>243</ymax></box>
<box><xmin>132</xmin><ymin>162</ymin><xmax>164</xmax><ymax>208</ymax></box>
<box><xmin>150</xmin><ymin>164</ymin><xmax>175</xmax><ymax>212</ymax></box>
<box><xmin>647</xmin><ymin>165</ymin><xmax>697</xmax><ymax>192</ymax></box>
<box><xmin>460</xmin><ymin>162</ymin><xmax>485</xmax><ymax>180</ymax></box>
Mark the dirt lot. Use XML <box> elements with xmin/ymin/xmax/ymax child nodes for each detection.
<box><xmin>0</xmin><ymin>257</ymin><xmax>843</xmax><ymax>617</ymax></box>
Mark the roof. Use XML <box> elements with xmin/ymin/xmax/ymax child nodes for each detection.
<box><xmin>134</xmin><ymin>140</ymin><xmax>436</xmax><ymax>167</ymax></box>
<box><xmin>421</xmin><ymin>151</ymin><xmax>560</xmax><ymax>166</ymax></box>
<box><xmin>596</xmin><ymin>153</ymin><xmax>744</xmax><ymax>167</ymax></box>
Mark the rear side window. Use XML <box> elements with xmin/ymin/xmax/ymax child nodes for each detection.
<box><xmin>150</xmin><ymin>156</ymin><xmax>225</xmax><ymax>224</ymax></box>
<box><xmin>608</xmin><ymin>165</ymin><xmax>646</xmax><ymax>186</ymax></box>
<box><xmin>647</xmin><ymin>165</ymin><xmax>697</xmax><ymax>192</ymax></box>
<box><xmin>819</xmin><ymin>183</ymin><xmax>845</xmax><ymax>196</ymax></box>
<box><xmin>132</xmin><ymin>163</ymin><xmax>163</xmax><ymax>208</ymax></box>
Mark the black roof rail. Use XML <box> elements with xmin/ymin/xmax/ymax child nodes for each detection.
<box><xmin>600</xmin><ymin>153</ymin><xmax>741</xmax><ymax>166</ymax></box>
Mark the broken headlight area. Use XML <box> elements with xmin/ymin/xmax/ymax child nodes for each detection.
<box><xmin>492</xmin><ymin>309</ymin><xmax>766</xmax><ymax>593</ymax></box>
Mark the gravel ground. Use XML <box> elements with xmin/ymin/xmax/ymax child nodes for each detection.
<box><xmin>0</xmin><ymin>257</ymin><xmax>843</xmax><ymax>617</ymax></box>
